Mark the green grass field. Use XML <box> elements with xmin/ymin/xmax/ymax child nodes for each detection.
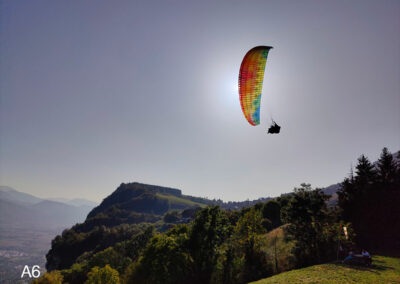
<box><xmin>251</xmin><ymin>255</ymin><xmax>400</xmax><ymax>283</ymax></box>
<box><xmin>156</xmin><ymin>193</ymin><xmax>207</xmax><ymax>208</ymax></box>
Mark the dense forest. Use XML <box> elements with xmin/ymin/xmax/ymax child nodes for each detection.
<box><xmin>35</xmin><ymin>148</ymin><xmax>400</xmax><ymax>284</ymax></box>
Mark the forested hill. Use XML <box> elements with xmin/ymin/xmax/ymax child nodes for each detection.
<box><xmin>45</xmin><ymin>182</ymin><xmax>215</xmax><ymax>271</ymax></box>
<box><xmin>86</xmin><ymin>182</ymin><xmax>211</xmax><ymax>219</ymax></box>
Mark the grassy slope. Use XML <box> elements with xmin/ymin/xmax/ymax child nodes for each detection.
<box><xmin>252</xmin><ymin>255</ymin><xmax>400</xmax><ymax>283</ymax></box>
<box><xmin>260</xmin><ymin>226</ymin><xmax>295</xmax><ymax>274</ymax></box>
<box><xmin>155</xmin><ymin>193</ymin><xmax>207</xmax><ymax>208</ymax></box>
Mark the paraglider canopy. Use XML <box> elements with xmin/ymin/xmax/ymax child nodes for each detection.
<box><xmin>238</xmin><ymin>45</ymin><xmax>282</xmax><ymax>134</ymax></box>
<box><xmin>238</xmin><ymin>46</ymin><xmax>273</xmax><ymax>126</ymax></box>
<box><xmin>267</xmin><ymin>121</ymin><xmax>281</xmax><ymax>134</ymax></box>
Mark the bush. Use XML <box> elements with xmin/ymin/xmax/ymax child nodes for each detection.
<box><xmin>85</xmin><ymin>265</ymin><xmax>120</xmax><ymax>284</ymax></box>
<box><xmin>32</xmin><ymin>271</ymin><xmax>63</xmax><ymax>284</ymax></box>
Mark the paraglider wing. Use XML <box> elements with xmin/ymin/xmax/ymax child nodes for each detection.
<box><xmin>239</xmin><ymin>46</ymin><xmax>273</xmax><ymax>126</ymax></box>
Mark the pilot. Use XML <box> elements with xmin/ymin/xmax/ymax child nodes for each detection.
<box><xmin>268</xmin><ymin>120</ymin><xmax>281</xmax><ymax>134</ymax></box>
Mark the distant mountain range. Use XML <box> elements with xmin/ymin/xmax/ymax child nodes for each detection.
<box><xmin>0</xmin><ymin>186</ymin><xmax>98</xmax><ymax>230</ymax></box>
<box><xmin>0</xmin><ymin>186</ymin><xmax>43</xmax><ymax>206</ymax></box>
<box><xmin>47</xmin><ymin>197</ymin><xmax>98</xmax><ymax>207</ymax></box>
<box><xmin>0</xmin><ymin>187</ymin><xmax>99</xmax><ymax>283</ymax></box>
<box><xmin>322</xmin><ymin>183</ymin><xmax>340</xmax><ymax>206</ymax></box>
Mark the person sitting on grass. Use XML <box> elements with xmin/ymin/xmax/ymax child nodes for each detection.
<box><xmin>361</xmin><ymin>249</ymin><xmax>370</xmax><ymax>257</ymax></box>
<box><xmin>342</xmin><ymin>250</ymin><xmax>354</xmax><ymax>263</ymax></box>
<box><xmin>361</xmin><ymin>249</ymin><xmax>372</xmax><ymax>266</ymax></box>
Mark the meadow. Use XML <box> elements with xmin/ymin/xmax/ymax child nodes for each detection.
<box><xmin>252</xmin><ymin>255</ymin><xmax>400</xmax><ymax>284</ymax></box>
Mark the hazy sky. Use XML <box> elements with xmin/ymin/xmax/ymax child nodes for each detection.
<box><xmin>1</xmin><ymin>0</ymin><xmax>399</xmax><ymax>202</ymax></box>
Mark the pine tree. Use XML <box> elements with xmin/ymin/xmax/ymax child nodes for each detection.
<box><xmin>355</xmin><ymin>155</ymin><xmax>376</xmax><ymax>185</ymax></box>
<box><xmin>377</xmin><ymin>147</ymin><xmax>397</xmax><ymax>183</ymax></box>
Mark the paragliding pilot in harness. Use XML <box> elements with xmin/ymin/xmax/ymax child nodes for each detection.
<box><xmin>268</xmin><ymin>119</ymin><xmax>281</xmax><ymax>134</ymax></box>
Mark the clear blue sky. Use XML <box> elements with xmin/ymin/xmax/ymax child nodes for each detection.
<box><xmin>1</xmin><ymin>0</ymin><xmax>399</xmax><ymax>202</ymax></box>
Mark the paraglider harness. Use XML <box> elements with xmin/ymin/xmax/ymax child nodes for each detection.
<box><xmin>268</xmin><ymin>120</ymin><xmax>281</xmax><ymax>134</ymax></box>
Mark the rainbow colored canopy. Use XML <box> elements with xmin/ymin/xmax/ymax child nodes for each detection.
<box><xmin>238</xmin><ymin>46</ymin><xmax>273</xmax><ymax>126</ymax></box>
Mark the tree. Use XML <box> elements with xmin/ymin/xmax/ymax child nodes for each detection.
<box><xmin>338</xmin><ymin>155</ymin><xmax>376</xmax><ymax>242</ymax></box>
<box><xmin>282</xmin><ymin>184</ymin><xmax>334</xmax><ymax>267</ymax></box>
<box><xmin>85</xmin><ymin>265</ymin><xmax>120</xmax><ymax>284</ymax></box>
<box><xmin>235</xmin><ymin>207</ymin><xmax>265</xmax><ymax>238</ymax></box>
<box><xmin>338</xmin><ymin>149</ymin><xmax>400</xmax><ymax>250</ymax></box>
<box><xmin>123</xmin><ymin>226</ymin><xmax>154</xmax><ymax>261</ymax></box>
<box><xmin>87</xmin><ymin>247</ymin><xmax>131</xmax><ymax>274</ymax></box>
<box><xmin>262</xmin><ymin>200</ymin><xmax>282</xmax><ymax>229</ymax></box>
<box><xmin>46</xmin><ymin>224</ymin><xmax>146</xmax><ymax>271</ymax></box>
<box><xmin>377</xmin><ymin>147</ymin><xmax>397</xmax><ymax>183</ymax></box>
<box><xmin>163</xmin><ymin>210</ymin><xmax>180</xmax><ymax>223</ymax></box>
<box><xmin>126</xmin><ymin>226</ymin><xmax>192</xmax><ymax>284</ymax></box>
<box><xmin>62</xmin><ymin>262</ymin><xmax>88</xmax><ymax>284</ymax></box>
<box><xmin>355</xmin><ymin>155</ymin><xmax>376</xmax><ymax>185</ymax></box>
<box><xmin>234</xmin><ymin>208</ymin><xmax>271</xmax><ymax>282</ymax></box>
<box><xmin>188</xmin><ymin>206</ymin><xmax>231</xmax><ymax>283</ymax></box>
<box><xmin>32</xmin><ymin>271</ymin><xmax>63</xmax><ymax>284</ymax></box>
